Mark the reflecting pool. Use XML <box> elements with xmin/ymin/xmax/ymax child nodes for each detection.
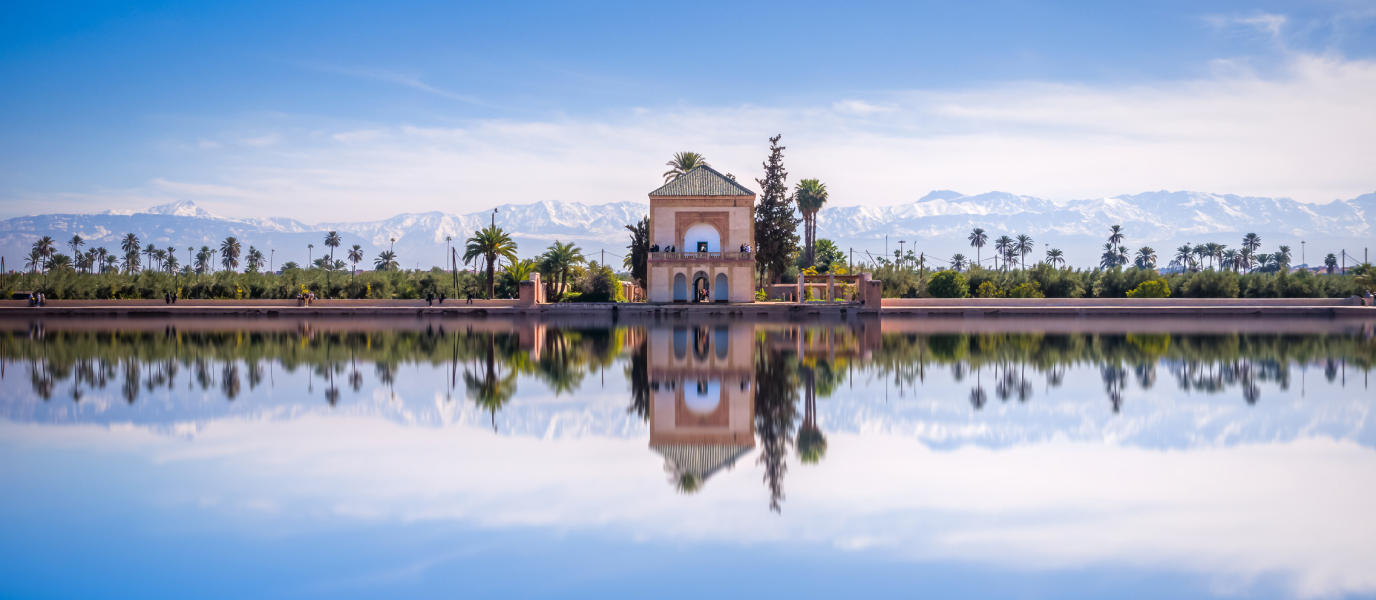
<box><xmin>2</xmin><ymin>316</ymin><xmax>1375</xmax><ymax>599</ymax></box>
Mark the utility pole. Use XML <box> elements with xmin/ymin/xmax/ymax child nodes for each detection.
<box><xmin>1301</xmin><ymin>241</ymin><xmax>1305</xmax><ymax>268</ymax></box>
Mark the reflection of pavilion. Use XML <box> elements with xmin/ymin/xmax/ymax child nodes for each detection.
<box><xmin>648</xmin><ymin>323</ymin><xmax>755</xmax><ymax>491</ymax></box>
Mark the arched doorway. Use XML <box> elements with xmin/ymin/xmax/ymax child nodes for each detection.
<box><xmin>683</xmin><ymin>223</ymin><xmax>721</xmax><ymax>253</ymax></box>
<box><xmin>673</xmin><ymin>273</ymin><xmax>687</xmax><ymax>303</ymax></box>
<box><xmin>714</xmin><ymin>273</ymin><xmax>729</xmax><ymax>303</ymax></box>
<box><xmin>691</xmin><ymin>271</ymin><xmax>709</xmax><ymax>303</ymax></box>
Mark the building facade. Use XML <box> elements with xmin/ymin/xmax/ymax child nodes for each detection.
<box><xmin>646</xmin><ymin>166</ymin><xmax>756</xmax><ymax>303</ymax></box>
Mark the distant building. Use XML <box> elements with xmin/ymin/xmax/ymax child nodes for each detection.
<box><xmin>646</xmin><ymin>166</ymin><xmax>756</xmax><ymax>303</ymax></box>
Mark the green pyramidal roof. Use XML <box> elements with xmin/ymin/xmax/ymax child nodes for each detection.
<box><xmin>649</xmin><ymin>165</ymin><xmax>756</xmax><ymax>197</ymax></box>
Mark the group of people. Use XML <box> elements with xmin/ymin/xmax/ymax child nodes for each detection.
<box><xmin>164</xmin><ymin>292</ymin><xmax>178</xmax><ymax>304</ymax></box>
<box><xmin>425</xmin><ymin>292</ymin><xmax>476</xmax><ymax>306</ymax></box>
<box><xmin>27</xmin><ymin>292</ymin><xmax>45</xmax><ymax>307</ymax></box>
<box><xmin>296</xmin><ymin>291</ymin><xmax>316</xmax><ymax>306</ymax></box>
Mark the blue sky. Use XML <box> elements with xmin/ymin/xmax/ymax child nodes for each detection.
<box><xmin>2</xmin><ymin>0</ymin><xmax>1375</xmax><ymax>221</ymax></box>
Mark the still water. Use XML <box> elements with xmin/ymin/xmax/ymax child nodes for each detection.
<box><xmin>1</xmin><ymin>316</ymin><xmax>1375</xmax><ymax>599</ymax></box>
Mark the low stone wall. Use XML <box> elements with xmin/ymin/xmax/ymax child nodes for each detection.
<box><xmin>881</xmin><ymin>297</ymin><xmax>1367</xmax><ymax>307</ymax></box>
<box><xmin>1</xmin><ymin>298</ymin><xmax>519</xmax><ymax>308</ymax></box>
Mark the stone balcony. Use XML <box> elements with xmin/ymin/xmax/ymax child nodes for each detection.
<box><xmin>649</xmin><ymin>251</ymin><xmax>753</xmax><ymax>261</ymax></box>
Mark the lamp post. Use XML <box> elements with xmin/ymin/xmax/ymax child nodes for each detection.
<box><xmin>270</xmin><ymin>249</ymin><xmax>274</xmax><ymax>273</ymax></box>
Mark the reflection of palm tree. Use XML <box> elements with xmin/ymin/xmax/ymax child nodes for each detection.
<box><xmin>1102</xmin><ymin>363</ymin><xmax>1127</xmax><ymax>413</ymax></box>
<box><xmin>969</xmin><ymin>364</ymin><xmax>986</xmax><ymax>410</ymax></box>
<box><xmin>797</xmin><ymin>366</ymin><xmax>827</xmax><ymax>465</ymax></box>
<box><xmin>625</xmin><ymin>337</ymin><xmax>649</xmax><ymax>421</ymax></box>
<box><xmin>221</xmin><ymin>362</ymin><xmax>241</xmax><ymax>400</ymax></box>
<box><xmin>465</xmin><ymin>334</ymin><xmax>518</xmax><ymax>430</ymax></box>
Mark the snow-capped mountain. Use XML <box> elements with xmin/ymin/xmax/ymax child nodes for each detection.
<box><xmin>3</xmin><ymin>189</ymin><xmax>1373</xmax><ymax>271</ymax></box>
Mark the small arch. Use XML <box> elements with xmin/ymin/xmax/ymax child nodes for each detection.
<box><xmin>692</xmin><ymin>271</ymin><xmax>709</xmax><ymax>304</ymax></box>
<box><xmin>714</xmin><ymin>273</ymin><xmax>729</xmax><ymax>303</ymax></box>
<box><xmin>673</xmin><ymin>273</ymin><xmax>687</xmax><ymax>302</ymax></box>
<box><xmin>685</xmin><ymin>379</ymin><xmax>722</xmax><ymax>414</ymax></box>
<box><xmin>713</xmin><ymin>325</ymin><xmax>729</xmax><ymax>360</ymax></box>
<box><xmin>683</xmin><ymin>223</ymin><xmax>721</xmax><ymax>253</ymax></box>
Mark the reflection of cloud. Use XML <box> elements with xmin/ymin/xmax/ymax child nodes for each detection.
<box><xmin>9</xmin><ymin>417</ymin><xmax>1374</xmax><ymax>598</ymax></box>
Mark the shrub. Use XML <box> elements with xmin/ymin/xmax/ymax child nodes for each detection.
<box><xmin>975</xmin><ymin>281</ymin><xmax>1003</xmax><ymax>298</ymax></box>
<box><xmin>1126</xmin><ymin>279</ymin><xmax>1170</xmax><ymax>298</ymax></box>
<box><xmin>926</xmin><ymin>270</ymin><xmax>968</xmax><ymax>298</ymax></box>
<box><xmin>1007</xmin><ymin>282</ymin><xmax>1045</xmax><ymax>298</ymax></box>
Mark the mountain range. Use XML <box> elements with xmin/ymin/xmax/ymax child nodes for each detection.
<box><xmin>3</xmin><ymin>189</ymin><xmax>1374</xmax><ymax>270</ymax></box>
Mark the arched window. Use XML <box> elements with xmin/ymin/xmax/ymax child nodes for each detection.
<box><xmin>673</xmin><ymin>273</ymin><xmax>687</xmax><ymax>302</ymax></box>
<box><xmin>714</xmin><ymin>272</ymin><xmax>729</xmax><ymax>302</ymax></box>
<box><xmin>683</xmin><ymin>223</ymin><xmax>721</xmax><ymax>253</ymax></box>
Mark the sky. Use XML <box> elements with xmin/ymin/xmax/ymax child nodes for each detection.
<box><xmin>1</xmin><ymin>0</ymin><xmax>1375</xmax><ymax>222</ymax></box>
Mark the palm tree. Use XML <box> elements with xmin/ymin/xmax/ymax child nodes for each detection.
<box><xmin>1174</xmin><ymin>244</ymin><xmax>1194</xmax><ymax>272</ymax></box>
<box><xmin>540</xmin><ymin>240</ymin><xmax>586</xmax><ymax>300</ymax></box>
<box><xmin>164</xmin><ymin>252</ymin><xmax>179</xmax><ymax>274</ymax></box>
<box><xmin>1015</xmin><ymin>234</ymin><xmax>1034</xmax><ymax>270</ymax></box>
<box><xmin>1324</xmin><ymin>253</ymin><xmax>1338</xmax><ymax>274</ymax></box>
<box><xmin>96</xmin><ymin>247</ymin><xmax>108</xmax><ymax>273</ymax></box>
<box><xmin>45</xmin><ymin>253</ymin><xmax>73</xmax><ymax>272</ymax></box>
<box><xmin>1108</xmin><ymin>224</ymin><xmax>1125</xmax><ymax>249</ymax></box>
<box><xmin>324</xmin><ymin>231</ymin><xmax>341</xmax><ymax>285</ymax></box>
<box><xmin>120</xmin><ymin>233</ymin><xmax>140</xmax><ymax>259</ymax></box>
<box><xmin>153</xmin><ymin>249</ymin><xmax>167</xmax><ymax>271</ymax></box>
<box><xmin>500</xmin><ymin>259</ymin><xmax>539</xmax><ymax>295</ymax></box>
<box><xmin>1100</xmin><ymin>243</ymin><xmax>1119</xmax><ymax>269</ymax></box>
<box><xmin>795</xmin><ymin>179</ymin><xmax>828</xmax><ymax>266</ymax></box>
<box><xmin>968</xmin><ymin>228</ymin><xmax>987</xmax><ymax>268</ymax></box>
<box><xmin>949</xmin><ymin>254</ymin><xmax>967</xmax><ymax>272</ymax></box>
<box><xmin>1238</xmin><ymin>247</ymin><xmax>1254</xmax><ymax>272</ymax></box>
<box><xmin>32</xmin><ymin>236</ymin><xmax>56</xmax><ymax>275</ymax></box>
<box><xmin>1221</xmin><ymin>249</ymin><xmax>1238</xmax><ymax>271</ymax></box>
<box><xmin>103</xmin><ymin>254</ymin><xmax>118</xmax><ymax>274</ymax></box>
<box><xmin>142</xmin><ymin>243</ymin><xmax>158</xmax><ymax>273</ymax></box>
<box><xmin>347</xmin><ymin>244</ymin><xmax>364</xmax><ymax>281</ymax></box>
<box><xmin>1212</xmin><ymin>243</ymin><xmax>1228</xmax><ymax>269</ymax></box>
<box><xmin>1257</xmin><ymin>253</ymin><xmax>1274</xmax><ymax>272</ymax></box>
<box><xmin>245</xmin><ymin>246</ymin><xmax>264</xmax><ymax>272</ymax></box>
<box><xmin>374</xmin><ymin>250</ymin><xmax>399</xmax><ymax>271</ymax></box>
<box><xmin>24</xmin><ymin>248</ymin><xmax>43</xmax><ymax>273</ymax></box>
<box><xmin>1276</xmin><ymin>245</ymin><xmax>1292</xmax><ymax>271</ymax></box>
<box><xmin>1194</xmin><ymin>245</ymin><xmax>1210</xmax><ymax>270</ymax></box>
<box><xmin>465</xmin><ymin>226</ymin><xmax>519</xmax><ymax>299</ymax></box>
<box><xmin>1046</xmin><ymin>248</ymin><xmax>1065</xmax><ymax>267</ymax></box>
<box><xmin>220</xmin><ymin>237</ymin><xmax>241</xmax><ymax>272</ymax></box>
<box><xmin>67</xmin><ymin>235</ymin><xmax>84</xmax><ymax>272</ymax></box>
<box><xmin>1242</xmin><ymin>232</ymin><xmax>1261</xmax><ymax>253</ymax></box>
<box><xmin>123</xmin><ymin>249</ymin><xmax>140</xmax><ymax>274</ymax></box>
<box><xmin>993</xmin><ymin>235</ymin><xmax>1014</xmax><ymax>271</ymax></box>
<box><xmin>195</xmin><ymin>246</ymin><xmax>212</xmax><ymax>274</ymax></box>
<box><xmin>1134</xmin><ymin>246</ymin><xmax>1157</xmax><ymax>270</ymax></box>
<box><xmin>663</xmin><ymin>151</ymin><xmax>709</xmax><ymax>182</ymax></box>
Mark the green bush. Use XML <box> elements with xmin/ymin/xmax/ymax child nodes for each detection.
<box><xmin>1126</xmin><ymin>279</ymin><xmax>1170</xmax><ymax>298</ymax></box>
<box><xmin>927</xmin><ymin>270</ymin><xmax>968</xmax><ymax>298</ymax></box>
<box><xmin>1007</xmin><ymin>282</ymin><xmax>1045</xmax><ymax>298</ymax></box>
<box><xmin>975</xmin><ymin>281</ymin><xmax>1003</xmax><ymax>298</ymax></box>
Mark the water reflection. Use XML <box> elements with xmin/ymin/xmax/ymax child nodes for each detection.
<box><xmin>3</xmin><ymin>318</ymin><xmax>1375</xmax><ymax>516</ymax></box>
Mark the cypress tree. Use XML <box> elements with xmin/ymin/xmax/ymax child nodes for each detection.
<box><xmin>753</xmin><ymin>134</ymin><xmax>802</xmax><ymax>285</ymax></box>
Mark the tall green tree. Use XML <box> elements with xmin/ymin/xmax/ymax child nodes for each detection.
<box><xmin>753</xmin><ymin>135</ymin><xmax>802</xmax><ymax>285</ymax></box>
<box><xmin>324</xmin><ymin>231</ymin><xmax>342</xmax><ymax>286</ymax></box>
<box><xmin>993</xmin><ymin>236</ymin><xmax>1014</xmax><ymax>271</ymax></box>
<box><xmin>374</xmin><ymin>251</ymin><xmax>399</xmax><ymax>272</ymax></box>
<box><xmin>347</xmin><ymin>244</ymin><xmax>364</xmax><ymax>281</ymax></box>
<box><xmin>1046</xmin><ymin>248</ymin><xmax>1065</xmax><ymax>267</ymax></box>
<box><xmin>540</xmin><ymin>240</ymin><xmax>586</xmax><ymax>300</ymax></box>
<box><xmin>795</xmin><ymin>179</ymin><xmax>828</xmax><ymax>266</ymax></box>
<box><xmin>1015</xmin><ymin>234</ymin><xmax>1034</xmax><ymax>269</ymax></box>
<box><xmin>144</xmin><ymin>243</ymin><xmax>158</xmax><ymax>273</ymax></box>
<box><xmin>663</xmin><ymin>152</ymin><xmax>709</xmax><ymax>182</ymax></box>
<box><xmin>968</xmin><ymin>228</ymin><xmax>987</xmax><ymax>268</ymax></box>
<box><xmin>624</xmin><ymin>216</ymin><xmax>649</xmax><ymax>290</ymax></box>
<box><xmin>67</xmin><ymin>235</ymin><xmax>84</xmax><ymax>272</ymax></box>
<box><xmin>120</xmin><ymin>233</ymin><xmax>140</xmax><ymax>259</ymax></box>
<box><xmin>220</xmin><ymin>237</ymin><xmax>242</xmax><ymax>272</ymax></box>
<box><xmin>1242</xmin><ymin>232</ymin><xmax>1261</xmax><ymax>253</ymax></box>
<box><xmin>464</xmin><ymin>225</ymin><xmax>519</xmax><ymax>299</ymax></box>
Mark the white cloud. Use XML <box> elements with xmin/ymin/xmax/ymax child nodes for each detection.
<box><xmin>16</xmin><ymin>52</ymin><xmax>1376</xmax><ymax>222</ymax></box>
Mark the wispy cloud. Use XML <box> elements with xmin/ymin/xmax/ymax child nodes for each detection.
<box><xmin>305</xmin><ymin>63</ymin><xmax>497</xmax><ymax>108</ymax></box>
<box><xmin>13</xmin><ymin>52</ymin><xmax>1376</xmax><ymax>222</ymax></box>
